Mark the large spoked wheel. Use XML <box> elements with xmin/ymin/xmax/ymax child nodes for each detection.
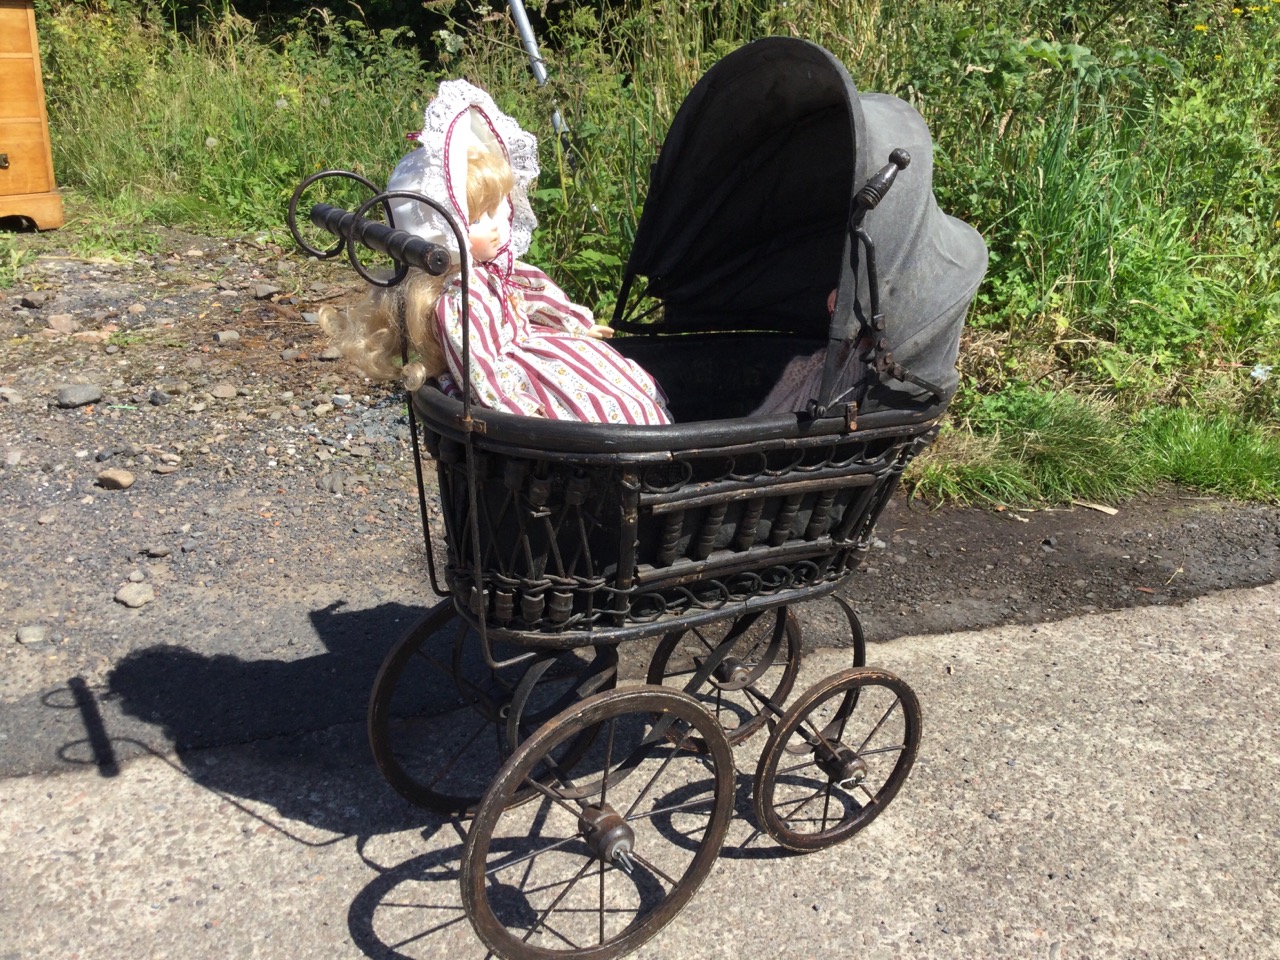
<box><xmin>646</xmin><ymin>607</ymin><xmax>802</xmax><ymax>751</ymax></box>
<box><xmin>461</xmin><ymin>686</ymin><xmax>735</xmax><ymax>960</ymax></box>
<box><xmin>754</xmin><ymin>667</ymin><xmax>920</xmax><ymax>852</ymax></box>
<box><xmin>368</xmin><ymin>601</ymin><xmax>617</xmax><ymax>817</ymax></box>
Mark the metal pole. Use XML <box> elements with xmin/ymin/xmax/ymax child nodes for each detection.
<box><xmin>507</xmin><ymin>0</ymin><xmax>568</xmax><ymax>140</ymax></box>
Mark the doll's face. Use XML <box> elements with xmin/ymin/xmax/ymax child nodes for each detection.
<box><xmin>468</xmin><ymin>198</ymin><xmax>511</xmax><ymax>263</ymax></box>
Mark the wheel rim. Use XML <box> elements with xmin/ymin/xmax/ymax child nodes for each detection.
<box><xmin>646</xmin><ymin>607</ymin><xmax>802</xmax><ymax>750</ymax></box>
<box><xmin>368</xmin><ymin>602</ymin><xmax>616</xmax><ymax>817</ymax></box>
<box><xmin>754</xmin><ymin>667</ymin><xmax>920</xmax><ymax>852</ymax></box>
<box><xmin>462</xmin><ymin>686</ymin><xmax>735</xmax><ymax>960</ymax></box>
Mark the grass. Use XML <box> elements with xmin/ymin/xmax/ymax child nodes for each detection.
<box><xmin>908</xmin><ymin>387</ymin><xmax>1280</xmax><ymax>505</ymax></box>
<box><xmin>0</xmin><ymin>236</ymin><xmax>37</xmax><ymax>288</ymax></box>
<box><xmin>19</xmin><ymin>0</ymin><xmax>1280</xmax><ymax>505</ymax></box>
<box><xmin>1137</xmin><ymin>407</ymin><xmax>1280</xmax><ymax>501</ymax></box>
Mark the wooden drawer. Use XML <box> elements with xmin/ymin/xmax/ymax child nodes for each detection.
<box><xmin>0</xmin><ymin>119</ymin><xmax>51</xmax><ymax>195</ymax></box>
<box><xmin>0</xmin><ymin>61</ymin><xmax>41</xmax><ymax>119</ymax></box>
<box><xmin>0</xmin><ymin>0</ymin><xmax>34</xmax><ymax>56</ymax></box>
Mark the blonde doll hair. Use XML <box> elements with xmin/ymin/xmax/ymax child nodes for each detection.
<box><xmin>322</xmin><ymin>147</ymin><xmax>516</xmax><ymax>383</ymax></box>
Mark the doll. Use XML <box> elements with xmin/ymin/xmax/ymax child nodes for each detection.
<box><xmin>324</xmin><ymin>81</ymin><xmax>670</xmax><ymax>426</ymax></box>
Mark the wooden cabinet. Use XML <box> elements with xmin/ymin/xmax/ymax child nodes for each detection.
<box><xmin>0</xmin><ymin>0</ymin><xmax>63</xmax><ymax>229</ymax></box>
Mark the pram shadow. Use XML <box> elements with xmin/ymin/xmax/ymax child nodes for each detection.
<box><xmin>50</xmin><ymin>599</ymin><xmax>454</xmax><ymax>840</ymax></box>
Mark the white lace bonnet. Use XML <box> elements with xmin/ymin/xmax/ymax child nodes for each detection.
<box><xmin>387</xmin><ymin>80</ymin><xmax>540</xmax><ymax>270</ymax></box>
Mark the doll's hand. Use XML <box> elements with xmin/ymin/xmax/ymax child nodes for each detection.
<box><xmin>827</xmin><ymin>289</ymin><xmax>838</xmax><ymax>315</ymax></box>
<box><xmin>587</xmin><ymin>324</ymin><xmax>615</xmax><ymax>340</ymax></box>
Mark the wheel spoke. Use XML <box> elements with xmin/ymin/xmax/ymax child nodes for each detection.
<box><xmin>627</xmin><ymin>795</ymin><xmax>717</xmax><ymax>823</ymax></box>
<box><xmin>691</xmin><ymin>625</ymin><xmax>716</xmax><ymax>654</ymax></box>
<box><xmin>484</xmin><ymin>833</ymin><xmax>582</xmax><ymax>878</ymax></box>
<box><xmin>424</xmin><ymin>720</ymin><xmax>488</xmax><ymax>789</ymax></box>
<box><xmin>600</xmin><ymin>717</ymin><xmax>617</xmax><ymax>807</ymax></box>
<box><xmin>624</xmin><ymin>723</ymin><xmax>696</xmax><ymax>820</ymax></box>
<box><xmin>629</xmin><ymin>849</ymin><xmax>679</xmax><ymax>888</ymax></box>
<box><xmin>517</xmin><ymin>858</ymin><xmax>594</xmax><ymax>946</ymax></box>
<box><xmin>860</xmin><ymin>743</ymin><xmax>907</xmax><ymax>757</ymax></box>
<box><xmin>775</xmin><ymin>756</ymin><xmax>822</xmax><ymax>777</ymax></box>
<box><xmin>777</xmin><ymin>782</ymin><xmax>828</xmax><ymax>819</ymax></box>
<box><xmin>856</xmin><ymin>697</ymin><xmax>901</xmax><ymax>755</ymax></box>
<box><xmin>522</xmin><ymin>776</ymin><xmax>589</xmax><ymax>821</ymax></box>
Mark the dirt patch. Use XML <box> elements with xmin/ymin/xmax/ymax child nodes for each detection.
<box><xmin>2</xmin><ymin>227</ymin><xmax>1277</xmax><ymax>775</ymax></box>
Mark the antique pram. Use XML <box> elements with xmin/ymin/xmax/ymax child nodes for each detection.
<box><xmin>288</xmin><ymin>37</ymin><xmax>985</xmax><ymax>960</ymax></box>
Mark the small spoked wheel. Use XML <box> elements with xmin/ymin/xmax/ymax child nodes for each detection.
<box><xmin>646</xmin><ymin>607</ymin><xmax>802</xmax><ymax>750</ymax></box>
<box><xmin>461</xmin><ymin>686</ymin><xmax>735</xmax><ymax>960</ymax></box>
<box><xmin>368</xmin><ymin>601</ymin><xmax>616</xmax><ymax>817</ymax></box>
<box><xmin>753</xmin><ymin>667</ymin><xmax>920</xmax><ymax>852</ymax></box>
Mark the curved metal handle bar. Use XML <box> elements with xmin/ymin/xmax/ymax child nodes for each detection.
<box><xmin>286</xmin><ymin>169</ymin><xmax>381</xmax><ymax>260</ymax></box>
<box><xmin>344</xmin><ymin>190</ymin><xmax>448</xmax><ymax>288</ymax></box>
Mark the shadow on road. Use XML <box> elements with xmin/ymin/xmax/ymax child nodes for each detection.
<box><xmin>62</xmin><ymin>599</ymin><xmax>449</xmax><ymax>838</ymax></box>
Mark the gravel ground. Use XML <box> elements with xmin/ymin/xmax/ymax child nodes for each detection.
<box><xmin>2</xmin><ymin>227</ymin><xmax>1278</xmax><ymax>779</ymax></box>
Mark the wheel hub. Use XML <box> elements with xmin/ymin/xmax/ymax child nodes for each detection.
<box><xmin>578</xmin><ymin>803</ymin><xmax>636</xmax><ymax>872</ymax></box>
<box><xmin>711</xmin><ymin>655</ymin><xmax>752</xmax><ymax>687</ymax></box>
<box><xmin>816</xmin><ymin>742</ymin><xmax>869</xmax><ymax>790</ymax></box>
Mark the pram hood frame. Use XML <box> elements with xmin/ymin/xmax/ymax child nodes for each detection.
<box><xmin>614</xmin><ymin>36</ymin><xmax>987</xmax><ymax>418</ymax></box>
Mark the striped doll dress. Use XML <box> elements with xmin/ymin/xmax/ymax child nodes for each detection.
<box><xmin>434</xmin><ymin>260</ymin><xmax>671</xmax><ymax>425</ymax></box>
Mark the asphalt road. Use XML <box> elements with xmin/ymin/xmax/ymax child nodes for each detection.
<box><xmin>2</xmin><ymin>582</ymin><xmax>1277</xmax><ymax>960</ymax></box>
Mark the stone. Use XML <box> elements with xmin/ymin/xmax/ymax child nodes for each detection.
<box><xmin>319</xmin><ymin>347</ymin><xmax>342</xmax><ymax>361</ymax></box>
<box><xmin>213</xmin><ymin>330</ymin><xmax>240</xmax><ymax>344</ymax></box>
<box><xmin>114</xmin><ymin>583</ymin><xmax>156</xmax><ymax>608</ymax></box>
<box><xmin>312</xmin><ymin>403</ymin><xmax>334</xmax><ymax>416</ymax></box>
<box><xmin>146</xmin><ymin>545</ymin><xmax>172</xmax><ymax>558</ymax></box>
<box><xmin>127</xmin><ymin>303</ymin><xmax>147</xmax><ymax>315</ymax></box>
<box><xmin>47</xmin><ymin>313</ymin><xmax>78</xmax><ymax>334</ymax></box>
<box><xmin>19</xmin><ymin>292</ymin><xmax>49</xmax><ymax>309</ymax></box>
<box><xmin>280</xmin><ymin>349</ymin><xmax>301</xmax><ymax>362</ymax></box>
<box><xmin>149</xmin><ymin>389</ymin><xmax>173</xmax><ymax>406</ymax></box>
<box><xmin>253</xmin><ymin>284</ymin><xmax>283</xmax><ymax>300</ymax></box>
<box><xmin>96</xmin><ymin>468</ymin><xmax>136</xmax><ymax>490</ymax></box>
<box><xmin>318</xmin><ymin>473</ymin><xmax>344</xmax><ymax>495</ymax></box>
<box><xmin>0</xmin><ymin>387</ymin><xmax>23</xmax><ymax>404</ymax></box>
<box><xmin>302</xmin><ymin>312</ymin><xmax>320</xmax><ymax>324</ymax></box>
<box><xmin>56</xmin><ymin>384</ymin><xmax>104</xmax><ymax>408</ymax></box>
<box><xmin>16</xmin><ymin>624</ymin><xmax>49</xmax><ymax>645</ymax></box>
<box><xmin>4</xmin><ymin>449</ymin><xmax>22</xmax><ymax>467</ymax></box>
<box><xmin>210</xmin><ymin>383</ymin><xmax>237</xmax><ymax>399</ymax></box>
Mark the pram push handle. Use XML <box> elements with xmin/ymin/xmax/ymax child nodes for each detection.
<box><xmin>854</xmin><ymin>148</ymin><xmax>911</xmax><ymax>218</ymax></box>
<box><xmin>307</xmin><ymin>202</ymin><xmax>452</xmax><ymax>277</ymax></box>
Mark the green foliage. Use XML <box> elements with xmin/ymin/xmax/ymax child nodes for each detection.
<box><xmin>1136</xmin><ymin>406</ymin><xmax>1280</xmax><ymax>502</ymax></box>
<box><xmin>38</xmin><ymin>6</ymin><xmax>426</xmax><ymax>234</ymax></box>
<box><xmin>27</xmin><ymin>0</ymin><xmax>1280</xmax><ymax>503</ymax></box>
<box><xmin>911</xmin><ymin>384</ymin><xmax>1152</xmax><ymax>505</ymax></box>
<box><xmin>0</xmin><ymin>236</ymin><xmax>37</xmax><ymax>288</ymax></box>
